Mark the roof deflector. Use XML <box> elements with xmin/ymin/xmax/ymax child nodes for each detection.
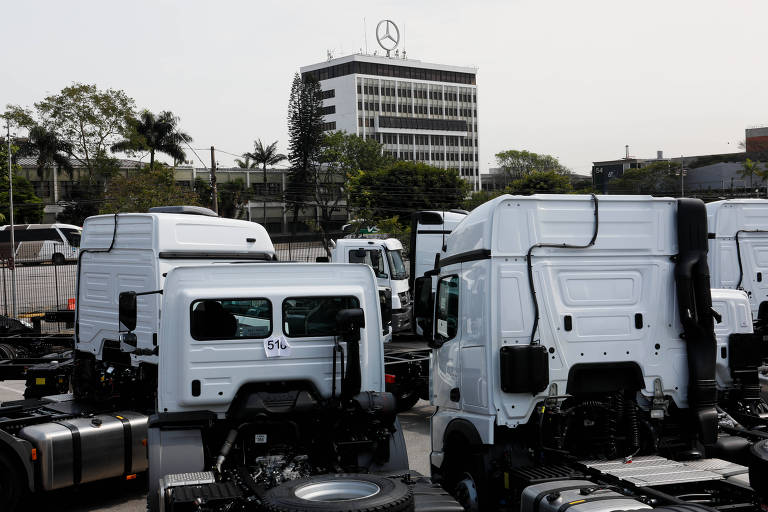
<box><xmin>148</xmin><ymin>206</ymin><xmax>219</xmax><ymax>217</ymax></box>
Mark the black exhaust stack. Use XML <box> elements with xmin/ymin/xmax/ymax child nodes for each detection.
<box><xmin>675</xmin><ymin>198</ymin><xmax>718</xmax><ymax>446</ymax></box>
<box><xmin>336</xmin><ymin>308</ymin><xmax>365</xmax><ymax>400</ymax></box>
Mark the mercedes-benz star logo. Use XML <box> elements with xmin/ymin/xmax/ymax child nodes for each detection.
<box><xmin>376</xmin><ymin>19</ymin><xmax>400</xmax><ymax>55</ymax></box>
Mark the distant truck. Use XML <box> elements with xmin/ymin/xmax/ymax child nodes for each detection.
<box><xmin>707</xmin><ymin>199</ymin><xmax>768</xmax><ymax>317</ymax></box>
<box><xmin>330</xmin><ymin>238</ymin><xmax>412</xmax><ymax>334</ymax></box>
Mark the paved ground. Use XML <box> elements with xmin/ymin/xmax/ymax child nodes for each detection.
<box><xmin>0</xmin><ymin>381</ymin><xmax>434</xmax><ymax>511</ymax></box>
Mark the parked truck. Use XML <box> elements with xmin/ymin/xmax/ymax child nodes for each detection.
<box><xmin>141</xmin><ymin>262</ymin><xmax>460</xmax><ymax>511</ymax></box>
<box><xmin>0</xmin><ymin>206</ymin><xmax>280</xmax><ymax>509</ymax></box>
<box><xmin>416</xmin><ymin>194</ymin><xmax>768</xmax><ymax>511</ymax></box>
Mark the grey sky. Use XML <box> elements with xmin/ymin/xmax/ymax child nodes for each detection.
<box><xmin>2</xmin><ymin>0</ymin><xmax>766</xmax><ymax>175</ymax></box>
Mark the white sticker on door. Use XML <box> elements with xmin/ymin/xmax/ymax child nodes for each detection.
<box><xmin>264</xmin><ymin>335</ymin><xmax>292</xmax><ymax>357</ymax></box>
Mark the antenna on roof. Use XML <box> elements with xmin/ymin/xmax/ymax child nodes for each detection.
<box><xmin>364</xmin><ymin>17</ymin><xmax>368</xmax><ymax>54</ymax></box>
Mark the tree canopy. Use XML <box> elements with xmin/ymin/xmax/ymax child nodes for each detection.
<box><xmin>347</xmin><ymin>161</ymin><xmax>469</xmax><ymax>223</ymax></box>
<box><xmin>495</xmin><ymin>149</ymin><xmax>570</xmax><ymax>179</ymax></box>
<box><xmin>100</xmin><ymin>164</ymin><xmax>199</xmax><ymax>213</ymax></box>
<box><xmin>111</xmin><ymin>110</ymin><xmax>192</xmax><ymax>169</ymax></box>
<box><xmin>507</xmin><ymin>170</ymin><xmax>574</xmax><ymax>195</ymax></box>
<box><xmin>7</xmin><ymin>83</ymin><xmax>136</xmax><ymax>182</ymax></box>
<box><xmin>0</xmin><ymin>141</ymin><xmax>43</xmax><ymax>223</ymax></box>
<box><xmin>607</xmin><ymin>161</ymin><xmax>681</xmax><ymax>195</ymax></box>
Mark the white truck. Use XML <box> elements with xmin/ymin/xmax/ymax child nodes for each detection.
<box><xmin>415</xmin><ymin>194</ymin><xmax>768</xmax><ymax>511</ymax></box>
<box><xmin>330</xmin><ymin>238</ymin><xmax>412</xmax><ymax>334</ymax></box>
<box><xmin>707</xmin><ymin>199</ymin><xmax>768</xmax><ymax>318</ymax></box>
<box><xmin>137</xmin><ymin>262</ymin><xmax>460</xmax><ymax>511</ymax></box>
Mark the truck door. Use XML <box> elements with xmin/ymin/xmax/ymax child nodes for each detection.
<box><xmin>349</xmin><ymin>248</ymin><xmax>390</xmax><ymax>290</ymax></box>
<box><xmin>433</xmin><ymin>274</ymin><xmax>461</xmax><ymax>409</ymax></box>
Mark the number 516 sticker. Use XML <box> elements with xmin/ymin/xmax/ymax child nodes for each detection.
<box><xmin>264</xmin><ymin>335</ymin><xmax>292</xmax><ymax>357</ymax></box>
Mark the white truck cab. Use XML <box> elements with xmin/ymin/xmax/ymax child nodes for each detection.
<box><xmin>74</xmin><ymin>206</ymin><xmax>275</xmax><ymax>405</ymax></box>
<box><xmin>415</xmin><ymin>194</ymin><xmax>768</xmax><ymax>511</ymax></box>
<box><xmin>330</xmin><ymin>238</ymin><xmax>412</xmax><ymax>333</ymax></box>
<box><xmin>707</xmin><ymin>199</ymin><xmax>768</xmax><ymax>317</ymax></box>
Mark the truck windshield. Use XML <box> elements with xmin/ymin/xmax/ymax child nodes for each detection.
<box><xmin>386</xmin><ymin>249</ymin><xmax>407</xmax><ymax>280</ymax></box>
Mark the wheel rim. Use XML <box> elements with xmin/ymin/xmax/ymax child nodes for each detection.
<box><xmin>454</xmin><ymin>472</ymin><xmax>479</xmax><ymax>512</ymax></box>
<box><xmin>294</xmin><ymin>480</ymin><xmax>381</xmax><ymax>502</ymax></box>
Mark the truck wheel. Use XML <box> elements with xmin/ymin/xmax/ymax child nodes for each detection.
<box><xmin>395</xmin><ymin>389</ymin><xmax>421</xmax><ymax>412</ymax></box>
<box><xmin>442</xmin><ymin>441</ymin><xmax>490</xmax><ymax>511</ymax></box>
<box><xmin>0</xmin><ymin>452</ymin><xmax>26</xmax><ymax>512</ymax></box>
<box><xmin>262</xmin><ymin>473</ymin><xmax>413</xmax><ymax>512</ymax></box>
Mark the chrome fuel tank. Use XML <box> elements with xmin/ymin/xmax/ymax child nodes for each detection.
<box><xmin>17</xmin><ymin>411</ymin><xmax>148</xmax><ymax>490</ymax></box>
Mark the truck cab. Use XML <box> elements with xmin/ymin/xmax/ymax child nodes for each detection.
<box><xmin>330</xmin><ymin>238</ymin><xmax>412</xmax><ymax>333</ymax></box>
<box><xmin>707</xmin><ymin>199</ymin><xmax>768</xmax><ymax>317</ymax></box>
<box><xmin>143</xmin><ymin>262</ymin><xmax>431</xmax><ymax>511</ymax></box>
<box><xmin>416</xmin><ymin>194</ymin><xmax>768</xmax><ymax>510</ymax></box>
<box><xmin>74</xmin><ymin>206</ymin><xmax>276</xmax><ymax>406</ymax></box>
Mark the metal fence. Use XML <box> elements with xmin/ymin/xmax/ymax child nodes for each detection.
<box><xmin>271</xmin><ymin>232</ymin><xmax>340</xmax><ymax>262</ymax></box>
<box><xmin>0</xmin><ymin>258</ymin><xmax>77</xmax><ymax>332</ymax></box>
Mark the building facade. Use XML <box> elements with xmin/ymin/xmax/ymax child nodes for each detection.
<box><xmin>300</xmin><ymin>54</ymin><xmax>480</xmax><ymax>189</ymax></box>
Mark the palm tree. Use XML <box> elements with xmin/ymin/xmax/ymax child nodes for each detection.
<box><xmin>246</xmin><ymin>140</ymin><xmax>286</xmax><ymax>226</ymax></box>
<box><xmin>234</xmin><ymin>155</ymin><xmax>257</xmax><ymax>169</ymax></box>
<box><xmin>740</xmin><ymin>158</ymin><xmax>759</xmax><ymax>191</ymax></box>
<box><xmin>111</xmin><ymin>110</ymin><xmax>192</xmax><ymax>169</ymax></box>
<box><xmin>20</xmin><ymin>126</ymin><xmax>73</xmax><ymax>179</ymax></box>
<box><xmin>20</xmin><ymin>125</ymin><xmax>73</xmax><ymax>203</ymax></box>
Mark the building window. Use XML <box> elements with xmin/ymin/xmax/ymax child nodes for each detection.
<box><xmin>321</xmin><ymin>89</ymin><xmax>335</xmax><ymax>99</ymax></box>
<box><xmin>321</xmin><ymin>121</ymin><xmax>336</xmax><ymax>131</ymax></box>
<box><xmin>320</xmin><ymin>105</ymin><xmax>336</xmax><ymax>115</ymax></box>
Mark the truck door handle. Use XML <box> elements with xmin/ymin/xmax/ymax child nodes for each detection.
<box><xmin>635</xmin><ymin>313</ymin><xmax>643</xmax><ymax>329</ymax></box>
<box><xmin>758</xmin><ymin>272</ymin><xmax>762</xmax><ymax>282</ymax></box>
<box><xmin>563</xmin><ymin>315</ymin><xmax>572</xmax><ymax>331</ymax></box>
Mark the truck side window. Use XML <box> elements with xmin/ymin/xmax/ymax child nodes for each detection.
<box><xmin>349</xmin><ymin>249</ymin><xmax>388</xmax><ymax>278</ymax></box>
<box><xmin>283</xmin><ymin>296</ymin><xmax>360</xmax><ymax>337</ymax></box>
<box><xmin>436</xmin><ymin>275</ymin><xmax>459</xmax><ymax>341</ymax></box>
<box><xmin>190</xmin><ymin>298</ymin><xmax>272</xmax><ymax>340</ymax></box>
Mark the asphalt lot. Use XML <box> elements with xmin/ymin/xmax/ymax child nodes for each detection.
<box><xmin>0</xmin><ymin>380</ymin><xmax>434</xmax><ymax>512</ymax></box>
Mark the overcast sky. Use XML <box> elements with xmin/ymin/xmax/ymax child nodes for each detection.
<box><xmin>2</xmin><ymin>0</ymin><xmax>766</xmax><ymax>175</ymax></box>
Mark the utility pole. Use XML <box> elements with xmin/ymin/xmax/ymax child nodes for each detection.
<box><xmin>210</xmin><ymin>146</ymin><xmax>218</xmax><ymax>214</ymax></box>
<box><xmin>680</xmin><ymin>155</ymin><xmax>685</xmax><ymax>197</ymax></box>
<box><xmin>6</xmin><ymin>121</ymin><xmax>17</xmax><ymax>317</ymax></box>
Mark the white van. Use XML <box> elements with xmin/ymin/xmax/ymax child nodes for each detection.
<box><xmin>0</xmin><ymin>223</ymin><xmax>82</xmax><ymax>264</ymax></box>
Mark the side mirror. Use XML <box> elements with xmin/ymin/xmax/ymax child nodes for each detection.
<box><xmin>336</xmin><ymin>308</ymin><xmax>365</xmax><ymax>343</ymax></box>
<box><xmin>414</xmin><ymin>276</ymin><xmax>434</xmax><ymax>342</ymax></box>
<box><xmin>379</xmin><ymin>288</ymin><xmax>392</xmax><ymax>335</ymax></box>
<box><xmin>119</xmin><ymin>291</ymin><xmax>137</xmax><ymax>332</ymax></box>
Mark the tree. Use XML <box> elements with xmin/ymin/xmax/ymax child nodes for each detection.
<box><xmin>507</xmin><ymin>171</ymin><xmax>573</xmax><ymax>195</ymax></box>
<box><xmin>19</xmin><ymin>125</ymin><xmax>73</xmax><ymax>180</ymax></box>
<box><xmin>56</xmin><ymin>184</ymin><xmax>101</xmax><ymax>225</ymax></box>
<box><xmin>607</xmin><ymin>161</ymin><xmax>680</xmax><ymax>195</ymax></box>
<box><xmin>740</xmin><ymin>158</ymin><xmax>760</xmax><ymax>190</ymax></box>
<box><xmin>217</xmin><ymin>180</ymin><xmax>248</xmax><ymax>219</ymax></box>
<box><xmin>234</xmin><ymin>155</ymin><xmax>257</xmax><ymax>168</ymax></box>
<box><xmin>347</xmin><ymin>161</ymin><xmax>469</xmax><ymax>223</ymax></box>
<box><xmin>286</xmin><ymin>73</ymin><xmax>323</xmax><ymax>232</ymax></box>
<box><xmin>462</xmin><ymin>190</ymin><xmax>504</xmax><ymax>211</ymax></box>
<box><xmin>495</xmin><ymin>149</ymin><xmax>570</xmax><ymax>184</ymax></box>
<box><xmin>246</xmin><ymin>139</ymin><xmax>287</xmax><ymax>226</ymax></box>
<box><xmin>111</xmin><ymin>110</ymin><xmax>192</xmax><ymax>169</ymax></box>
<box><xmin>100</xmin><ymin>164</ymin><xmax>199</xmax><ymax>213</ymax></box>
<box><xmin>8</xmin><ymin>83</ymin><xmax>136</xmax><ymax>183</ymax></box>
<box><xmin>0</xmin><ymin>141</ymin><xmax>44</xmax><ymax>223</ymax></box>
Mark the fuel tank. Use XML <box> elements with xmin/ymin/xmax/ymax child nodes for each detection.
<box><xmin>17</xmin><ymin>411</ymin><xmax>148</xmax><ymax>490</ymax></box>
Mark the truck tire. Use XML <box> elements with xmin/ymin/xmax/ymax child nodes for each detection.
<box><xmin>441</xmin><ymin>439</ymin><xmax>491</xmax><ymax>511</ymax></box>
<box><xmin>395</xmin><ymin>389</ymin><xmax>421</xmax><ymax>412</ymax></box>
<box><xmin>0</xmin><ymin>451</ymin><xmax>26</xmax><ymax>512</ymax></box>
<box><xmin>262</xmin><ymin>473</ymin><xmax>413</xmax><ymax>512</ymax></box>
